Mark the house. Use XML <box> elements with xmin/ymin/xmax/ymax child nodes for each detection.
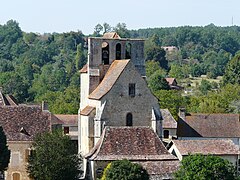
<box><xmin>162</xmin><ymin>46</ymin><xmax>178</xmax><ymax>52</ymax></box>
<box><xmin>85</xmin><ymin>126</ymin><xmax>179</xmax><ymax>180</ymax></box>
<box><xmin>78</xmin><ymin>33</ymin><xmax>178</xmax><ymax>179</ymax></box>
<box><xmin>161</xmin><ymin>109</ymin><xmax>177</xmax><ymax>142</ymax></box>
<box><xmin>168</xmin><ymin>139</ymin><xmax>239</xmax><ymax>169</ymax></box>
<box><xmin>165</xmin><ymin>78</ymin><xmax>183</xmax><ymax>90</ymax></box>
<box><xmin>0</xmin><ymin>90</ymin><xmax>60</xmax><ymax>180</ymax></box>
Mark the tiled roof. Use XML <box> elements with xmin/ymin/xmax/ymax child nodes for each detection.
<box><xmin>0</xmin><ymin>106</ymin><xmax>51</xmax><ymax>141</ymax></box>
<box><xmin>177</xmin><ymin>113</ymin><xmax>240</xmax><ymax>137</ymax></box>
<box><xmin>88</xmin><ymin>60</ymin><xmax>130</xmax><ymax>100</ymax></box>
<box><xmin>55</xmin><ymin>114</ymin><xmax>78</xmax><ymax>125</ymax></box>
<box><xmin>103</xmin><ymin>32</ymin><xmax>121</xmax><ymax>39</ymax></box>
<box><xmin>80</xmin><ymin>106</ymin><xmax>95</xmax><ymax>116</ymax></box>
<box><xmin>80</xmin><ymin>64</ymin><xmax>88</xmax><ymax>73</ymax></box>
<box><xmin>0</xmin><ymin>89</ymin><xmax>18</xmax><ymax>106</ymax></box>
<box><xmin>85</xmin><ymin>126</ymin><xmax>177</xmax><ymax>161</ymax></box>
<box><xmin>161</xmin><ymin>109</ymin><xmax>177</xmax><ymax>129</ymax></box>
<box><xmin>173</xmin><ymin>139</ymin><xmax>239</xmax><ymax>155</ymax></box>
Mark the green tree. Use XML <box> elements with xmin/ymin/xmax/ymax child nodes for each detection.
<box><xmin>147</xmin><ymin>71</ymin><xmax>170</xmax><ymax>93</ymax></box>
<box><xmin>145</xmin><ymin>61</ymin><xmax>167</xmax><ymax>78</ymax></box>
<box><xmin>199</xmin><ymin>79</ymin><xmax>212</xmax><ymax>95</ymax></box>
<box><xmin>27</xmin><ymin>130</ymin><xmax>82</xmax><ymax>180</ymax></box>
<box><xmin>102</xmin><ymin>159</ymin><xmax>149</xmax><ymax>180</ymax></box>
<box><xmin>75</xmin><ymin>43</ymin><xmax>86</xmax><ymax>70</ymax></box>
<box><xmin>0</xmin><ymin>126</ymin><xmax>10</xmax><ymax>178</ymax></box>
<box><xmin>114</xmin><ymin>23</ymin><xmax>130</xmax><ymax>38</ymax></box>
<box><xmin>174</xmin><ymin>154</ymin><xmax>238</xmax><ymax>180</ymax></box>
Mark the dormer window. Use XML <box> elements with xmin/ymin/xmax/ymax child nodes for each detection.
<box><xmin>129</xmin><ymin>83</ymin><xmax>135</xmax><ymax>97</ymax></box>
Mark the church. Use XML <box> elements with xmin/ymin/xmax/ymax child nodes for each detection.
<box><xmin>78</xmin><ymin>32</ymin><xmax>179</xmax><ymax>179</ymax></box>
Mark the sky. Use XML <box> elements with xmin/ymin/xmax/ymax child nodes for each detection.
<box><xmin>0</xmin><ymin>0</ymin><xmax>240</xmax><ymax>35</ymax></box>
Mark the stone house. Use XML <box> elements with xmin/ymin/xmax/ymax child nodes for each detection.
<box><xmin>78</xmin><ymin>33</ymin><xmax>178</xmax><ymax>179</ymax></box>
<box><xmin>165</xmin><ymin>78</ymin><xmax>183</xmax><ymax>90</ymax></box>
<box><xmin>161</xmin><ymin>109</ymin><xmax>177</xmax><ymax>142</ymax></box>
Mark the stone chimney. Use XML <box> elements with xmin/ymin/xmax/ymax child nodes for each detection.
<box><xmin>42</xmin><ymin>101</ymin><xmax>48</xmax><ymax>111</ymax></box>
<box><xmin>179</xmin><ymin>108</ymin><xmax>186</xmax><ymax>120</ymax></box>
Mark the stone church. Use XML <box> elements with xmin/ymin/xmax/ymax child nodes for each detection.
<box><xmin>78</xmin><ymin>33</ymin><xmax>179</xmax><ymax>179</ymax></box>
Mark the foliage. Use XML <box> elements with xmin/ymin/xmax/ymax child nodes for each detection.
<box><xmin>145</xmin><ymin>60</ymin><xmax>167</xmax><ymax>78</ymax></box>
<box><xmin>148</xmin><ymin>71</ymin><xmax>170</xmax><ymax>93</ymax></box>
<box><xmin>102</xmin><ymin>159</ymin><xmax>149</xmax><ymax>180</ymax></box>
<box><xmin>174</xmin><ymin>154</ymin><xmax>238</xmax><ymax>180</ymax></box>
<box><xmin>27</xmin><ymin>130</ymin><xmax>82</xmax><ymax>180</ymax></box>
<box><xmin>0</xmin><ymin>126</ymin><xmax>10</xmax><ymax>172</ymax></box>
<box><xmin>199</xmin><ymin>79</ymin><xmax>212</xmax><ymax>95</ymax></box>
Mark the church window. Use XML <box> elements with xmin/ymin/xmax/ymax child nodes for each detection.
<box><xmin>102</xmin><ymin>42</ymin><xmax>109</xmax><ymax>64</ymax></box>
<box><xmin>12</xmin><ymin>173</ymin><xmax>20</xmax><ymax>180</ymax></box>
<box><xmin>129</xmin><ymin>83</ymin><xmax>135</xmax><ymax>97</ymax></box>
<box><xmin>126</xmin><ymin>113</ymin><xmax>133</xmax><ymax>126</ymax></box>
<box><xmin>163</xmin><ymin>130</ymin><xmax>169</xmax><ymax>138</ymax></box>
<box><xmin>116</xmin><ymin>43</ymin><xmax>121</xmax><ymax>60</ymax></box>
<box><xmin>125</xmin><ymin>43</ymin><xmax>131</xmax><ymax>59</ymax></box>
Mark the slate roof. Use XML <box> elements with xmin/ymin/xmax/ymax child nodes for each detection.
<box><xmin>54</xmin><ymin>114</ymin><xmax>78</xmax><ymax>125</ymax></box>
<box><xmin>172</xmin><ymin>139</ymin><xmax>239</xmax><ymax>155</ymax></box>
<box><xmin>88</xmin><ymin>60</ymin><xmax>130</xmax><ymax>100</ymax></box>
<box><xmin>161</xmin><ymin>109</ymin><xmax>177</xmax><ymax>129</ymax></box>
<box><xmin>80</xmin><ymin>106</ymin><xmax>95</xmax><ymax>116</ymax></box>
<box><xmin>0</xmin><ymin>89</ymin><xmax>18</xmax><ymax>106</ymax></box>
<box><xmin>0</xmin><ymin>106</ymin><xmax>52</xmax><ymax>141</ymax></box>
<box><xmin>85</xmin><ymin>126</ymin><xmax>177</xmax><ymax>161</ymax></box>
<box><xmin>177</xmin><ymin>113</ymin><xmax>240</xmax><ymax>137</ymax></box>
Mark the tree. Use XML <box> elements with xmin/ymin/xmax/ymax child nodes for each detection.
<box><xmin>0</xmin><ymin>126</ymin><xmax>10</xmax><ymax>179</ymax></box>
<box><xmin>199</xmin><ymin>79</ymin><xmax>212</xmax><ymax>95</ymax></box>
<box><xmin>174</xmin><ymin>154</ymin><xmax>238</xmax><ymax>180</ymax></box>
<box><xmin>222</xmin><ymin>54</ymin><xmax>240</xmax><ymax>85</ymax></box>
<box><xmin>147</xmin><ymin>71</ymin><xmax>170</xmax><ymax>93</ymax></box>
<box><xmin>102</xmin><ymin>159</ymin><xmax>149</xmax><ymax>180</ymax></box>
<box><xmin>27</xmin><ymin>130</ymin><xmax>82</xmax><ymax>180</ymax></box>
<box><xmin>94</xmin><ymin>24</ymin><xmax>103</xmax><ymax>37</ymax></box>
<box><xmin>114</xmin><ymin>23</ymin><xmax>130</xmax><ymax>38</ymax></box>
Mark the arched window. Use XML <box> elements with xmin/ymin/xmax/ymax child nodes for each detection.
<box><xmin>102</xmin><ymin>42</ymin><xmax>109</xmax><ymax>64</ymax></box>
<box><xmin>126</xmin><ymin>113</ymin><xmax>133</xmax><ymax>126</ymax></box>
<box><xmin>163</xmin><ymin>130</ymin><xmax>169</xmax><ymax>139</ymax></box>
<box><xmin>125</xmin><ymin>43</ymin><xmax>131</xmax><ymax>59</ymax></box>
<box><xmin>116</xmin><ymin>43</ymin><xmax>121</xmax><ymax>60</ymax></box>
<box><xmin>12</xmin><ymin>173</ymin><xmax>20</xmax><ymax>180</ymax></box>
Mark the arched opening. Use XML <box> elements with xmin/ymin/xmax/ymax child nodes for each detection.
<box><xmin>125</xmin><ymin>43</ymin><xmax>131</xmax><ymax>59</ymax></box>
<box><xmin>126</xmin><ymin>113</ymin><xmax>133</xmax><ymax>126</ymax></box>
<box><xmin>163</xmin><ymin>130</ymin><xmax>169</xmax><ymax>139</ymax></box>
<box><xmin>116</xmin><ymin>43</ymin><xmax>121</xmax><ymax>60</ymax></box>
<box><xmin>102</xmin><ymin>42</ymin><xmax>109</xmax><ymax>64</ymax></box>
<box><xmin>12</xmin><ymin>173</ymin><xmax>20</xmax><ymax>180</ymax></box>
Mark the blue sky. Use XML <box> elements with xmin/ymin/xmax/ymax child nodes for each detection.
<box><xmin>0</xmin><ymin>0</ymin><xmax>239</xmax><ymax>35</ymax></box>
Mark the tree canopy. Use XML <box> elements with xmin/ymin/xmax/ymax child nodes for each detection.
<box><xmin>27</xmin><ymin>130</ymin><xmax>82</xmax><ymax>180</ymax></box>
<box><xmin>174</xmin><ymin>154</ymin><xmax>238</xmax><ymax>180</ymax></box>
<box><xmin>102</xmin><ymin>159</ymin><xmax>149</xmax><ymax>180</ymax></box>
<box><xmin>0</xmin><ymin>126</ymin><xmax>10</xmax><ymax>173</ymax></box>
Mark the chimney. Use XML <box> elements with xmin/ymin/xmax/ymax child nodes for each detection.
<box><xmin>179</xmin><ymin>108</ymin><xmax>186</xmax><ymax>120</ymax></box>
<box><xmin>42</xmin><ymin>101</ymin><xmax>48</xmax><ymax>111</ymax></box>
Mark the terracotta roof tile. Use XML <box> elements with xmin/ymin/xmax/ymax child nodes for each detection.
<box><xmin>86</xmin><ymin>126</ymin><xmax>177</xmax><ymax>161</ymax></box>
<box><xmin>173</xmin><ymin>139</ymin><xmax>239</xmax><ymax>155</ymax></box>
<box><xmin>54</xmin><ymin>114</ymin><xmax>78</xmax><ymax>125</ymax></box>
<box><xmin>177</xmin><ymin>113</ymin><xmax>240</xmax><ymax>137</ymax></box>
<box><xmin>161</xmin><ymin>109</ymin><xmax>177</xmax><ymax>129</ymax></box>
<box><xmin>88</xmin><ymin>60</ymin><xmax>130</xmax><ymax>100</ymax></box>
<box><xmin>0</xmin><ymin>106</ymin><xmax>51</xmax><ymax>141</ymax></box>
<box><xmin>80</xmin><ymin>106</ymin><xmax>95</xmax><ymax>116</ymax></box>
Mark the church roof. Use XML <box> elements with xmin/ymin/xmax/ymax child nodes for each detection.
<box><xmin>172</xmin><ymin>139</ymin><xmax>239</xmax><ymax>156</ymax></box>
<box><xmin>88</xmin><ymin>60</ymin><xmax>130</xmax><ymax>100</ymax></box>
<box><xmin>0</xmin><ymin>88</ymin><xmax>18</xmax><ymax>106</ymax></box>
<box><xmin>80</xmin><ymin>106</ymin><xmax>95</xmax><ymax>116</ymax></box>
<box><xmin>85</xmin><ymin>126</ymin><xmax>177</xmax><ymax>161</ymax></box>
<box><xmin>177</xmin><ymin>113</ymin><xmax>240</xmax><ymax>137</ymax></box>
<box><xmin>103</xmin><ymin>32</ymin><xmax>121</xmax><ymax>39</ymax></box>
<box><xmin>0</xmin><ymin>106</ymin><xmax>52</xmax><ymax>141</ymax></box>
<box><xmin>161</xmin><ymin>109</ymin><xmax>177</xmax><ymax>129</ymax></box>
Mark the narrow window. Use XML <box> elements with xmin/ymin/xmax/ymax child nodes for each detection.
<box><xmin>163</xmin><ymin>130</ymin><xmax>169</xmax><ymax>138</ymax></box>
<box><xmin>125</xmin><ymin>43</ymin><xmax>131</xmax><ymax>59</ymax></box>
<box><xmin>25</xmin><ymin>149</ymin><xmax>30</xmax><ymax>162</ymax></box>
<box><xmin>12</xmin><ymin>173</ymin><xmax>20</xmax><ymax>180</ymax></box>
<box><xmin>102</xmin><ymin>42</ymin><xmax>109</xmax><ymax>64</ymax></box>
<box><xmin>129</xmin><ymin>83</ymin><xmax>135</xmax><ymax>97</ymax></box>
<box><xmin>64</xmin><ymin>127</ymin><xmax>69</xmax><ymax>134</ymax></box>
<box><xmin>126</xmin><ymin>113</ymin><xmax>133</xmax><ymax>126</ymax></box>
<box><xmin>116</xmin><ymin>43</ymin><xmax>121</xmax><ymax>60</ymax></box>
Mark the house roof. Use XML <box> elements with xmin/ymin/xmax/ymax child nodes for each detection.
<box><xmin>103</xmin><ymin>32</ymin><xmax>121</xmax><ymax>39</ymax></box>
<box><xmin>165</xmin><ymin>78</ymin><xmax>176</xmax><ymax>85</ymax></box>
<box><xmin>54</xmin><ymin>114</ymin><xmax>78</xmax><ymax>125</ymax></box>
<box><xmin>80</xmin><ymin>106</ymin><xmax>95</xmax><ymax>116</ymax></box>
<box><xmin>80</xmin><ymin>64</ymin><xmax>88</xmax><ymax>73</ymax></box>
<box><xmin>161</xmin><ymin>109</ymin><xmax>177</xmax><ymax>129</ymax></box>
<box><xmin>177</xmin><ymin>113</ymin><xmax>240</xmax><ymax>137</ymax></box>
<box><xmin>172</xmin><ymin>139</ymin><xmax>239</xmax><ymax>156</ymax></box>
<box><xmin>85</xmin><ymin>126</ymin><xmax>177</xmax><ymax>161</ymax></box>
<box><xmin>0</xmin><ymin>89</ymin><xmax>18</xmax><ymax>106</ymax></box>
<box><xmin>88</xmin><ymin>60</ymin><xmax>130</xmax><ymax>100</ymax></box>
<box><xmin>0</xmin><ymin>106</ymin><xmax>52</xmax><ymax>141</ymax></box>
